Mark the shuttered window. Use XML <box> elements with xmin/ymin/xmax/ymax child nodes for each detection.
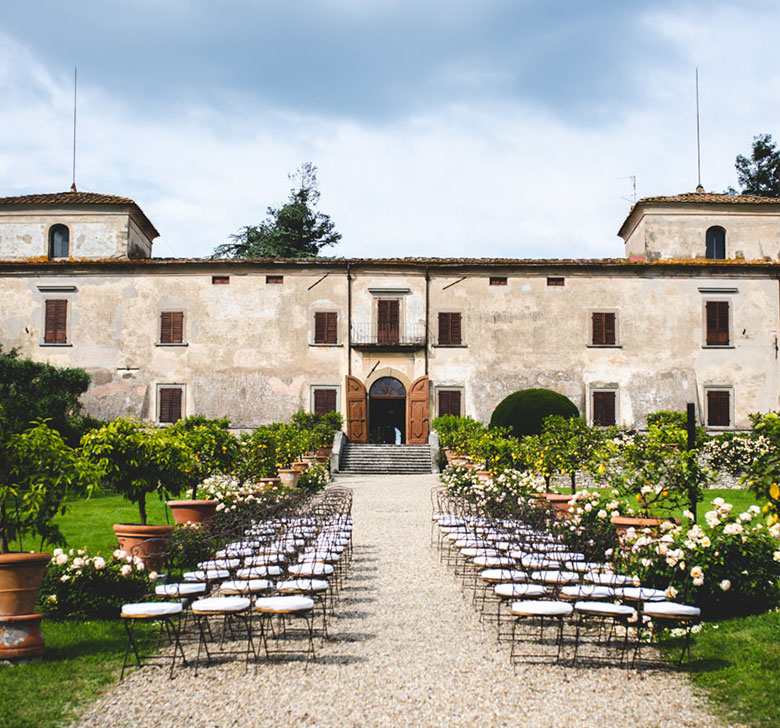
<box><xmin>438</xmin><ymin>390</ymin><xmax>462</xmax><ymax>417</ymax></box>
<box><xmin>377</xmin><ymin>299</ymin><xmax>400</xmax><ymax>344</ymax></box>
<box><xmin>314</xmin><ymin>388</ymin><xmax>337</xmax><ymax>414</ymax></box>
<box><xmin>160</xmin><ymin>311</ymin><xmax>184</xmax><ymax>344</ymax></box>
<box><xmin>707</xmin><ymin>390</ymin><xmax>731</xmax><ymax>427</ymax></box>
<box><xmin>44</xmin><ymin>299</ymin><xmax>68</xmax><ymax>344</ymax></box>
<box><xmin>314</xmin><ymin>312</ymin><xmax>338</xmax><ymax>344</ymax></box>
<box><xmin>438</xmin><ymin>312</ymin><xmax>462</xmax><ymax>345</ymax></box>
<box><xmin>489</xmin><ymin>277</ymin><xmax>507</xmax><ymax>286</ymax></box>
<box><xmin>159</xmin><ymin>387</ymin><xmax>183</xmax><ymax>423</ymax></box>
<box><xmin>592</xmin><ymin>391</ymin><xmax>616</xmax><ymax>426</ymax></box>
<box><xmin>211</xmin><ymin>275</ymin><xmax>229</xmax><ymax>285</ymax></box>
<box><xmin>705</xmin><ymin>301</ymin><xmax>730</xmax><ymax>346</ymax></box>
<box><xmin>547</xmin><ymin>277</ymin><xmax>565</xmax><ymax>286</ymax></box>
<box><xmin>592</xmin><ymin>312</ymin><xmax>616</xmax><ymax>346</ymax></box>
<box><xmin>266</xmin><ymin>275</ymin><xmax>284</xmax><ymax>284</ymax></box>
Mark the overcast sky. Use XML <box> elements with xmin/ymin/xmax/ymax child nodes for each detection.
<box><xmin>1</xmin><ymin>1</ymin><xmax>778</xmax><ymax>260</ymax></box>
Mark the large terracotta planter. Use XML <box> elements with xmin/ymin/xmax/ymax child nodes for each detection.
<box><xmin>611</xmin><ymin>515</ymin><xmax>665</xmax><ymax>537</ymax></box>
<box><xmin>316</xmin><ymin>446</ymin><xmax>333</xmax><ymax>458</ymax></box>
<box><xmin>542</xmin><ymin>493</ymin><xmax>574</xmax><ymax>517</ymax></box>
<box><xmin>277</xmin><ymin>469</ymin><xmax>300</xmax><ymax>488</ymax></box>
<box><xmin>166</xmin><ymin>500</ymin><xmax>219</xmax><ymax>526</ymax></box>
<box><xmin>255</xmin><ymin>477</ymin><xmax>282</xmax><ymax>489</ymax></box>
<box><xmin>0</xmin><ymin>552</ymin><xmax>51</xmax><ymax>616</ymax></box>
<box><xmin>113</xmin><ymin>524</ymin><xmax>174</xmax><ymax>573</ymax></box>
<box><xmin>291</xmin><ymin>461</ymin><xmax>309</xmax><ymax>473</ymax></box>
<box><xmin>0</xmin><ymin>613</ymin><xmax>46</xmax><ymax>658</ymax></box>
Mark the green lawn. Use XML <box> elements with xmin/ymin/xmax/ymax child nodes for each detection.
<box><xmin>0</xmin><ymin>620</ymin><xmax>154</xmax><ymax>728</ymax></box>
<box><xmin>664</xmin><ymin>611</ymin><xmax>780</xmax><ymax>728</ymax></box>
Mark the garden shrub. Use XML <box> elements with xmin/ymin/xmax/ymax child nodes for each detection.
<box><xmin>431</xmin><ymin>415</ymin><xmax>486</xmax><ymax>452</ymax></box>
<box><xmin>297</xmin><ymin>464</ymin><xmax>330</xmax><ymax>492</ymax></box>
<box><xmin>489</xmin><ymin>388</ymin><xmax>578</xmax><ymax>438</ymax></box>
<box><xmin>39</xmin><ymin>547</ymin><xmax>152</xmax><ymax>620</ymax></box>
<box><xmin>554</xmin><ymin>489</ymin><xmax>621</xmax><ymax>563</ymax></box>
<box><xmin>703</xmin><ymin>431</ymin><xmax>771</xmax><ymax>477</ymax></box>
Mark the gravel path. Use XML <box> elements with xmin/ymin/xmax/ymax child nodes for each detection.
<box><xmin>78</xmin><ymin>474</ymin><xmax>722</xmax><ymax>728</ymax></box>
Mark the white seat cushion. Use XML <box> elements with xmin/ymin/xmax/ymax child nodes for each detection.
<box><xmin>560</xmin><ymin>585</ymin><xmax>614</xmax><ymax>600</ymax></box>
<box><xmin>236</xmin><ymin>565</ymin><xmax>283</xmax><ymax>578</ymax></box>
<box><xmin>220</xmin><ymin>579</ymin><xmax>273</xmax><ymax>593</ymax></box>
<box><xmin>288</xmin><ymin>562</ymin><xmax>334</xmax><ymax>576</ymax></box>
<box><xmin>215</xmin><ymin>547</ymin><xmax>254</xmax><ymax>558</ymax></box>
<box><xmin>461</xmin><ymin>547</ymin><xmax>501</xmax><ymax>558</ymax></box>
<box><xmin>155</xmin><ymin>583</ymin><xmax>207</xmax><ymax>597</ymax></box>
<box><xmin>122</xmin><ymin>602</ymin><xmax>183</xmax><ymax>618</ymax></box>
<box><xmin>197</xmin><ymin>559</ymin><xmax>240</xmax><ymax>570</ymax></box>
<box><xmin>254</xmin><ymin>595</ymin><xmax>315</xmax><ymax>613</ymax></box>
<box><xmin>614</xmin><ymin>586</ymin><xmax>668</xmax><ymax>602</ymax></box>
<box><xmin>495</xmin><ymin>583</ymin><xmax>547</xmax><ymax>598</ymax></box>
<box><xmin>191</xmin><ymin>596</ymin><xmax>251</xmax><ymax>613</ymax></box>
<box><xmin>474</xmin><ymin>556</ymin><xmax>515</xmax><ymax>568</ymax></box>
<box><xmin>574</xmin><ymin>601</ymin><xmax>636</xmax><ymax>618</ymax></box>
<box><xmin>510</xmin><ymin>600</ymin><xmax>573</xmax><ymax>617</ymax></box>
<box><xmin>244</xmin><ymin>555</ymin><xmax>286</xmax><ymax>566</ymax></box>
<box><xmin>183</xmin><ymin>569</ymin><xmax>229</xmax><ymax>582</ymax></box>
<box><xmin>480</xmin><ymin>569</ymin><xmax>527</xmax><ymax>583</ymax></box>
<box><xmin>276</xmin><ymin>579</ymin><xmax>329</xmax><ymax>593</ymax></box>
<box><xmin>530</xmin><ymin>570</ymin><xmax>579</xmax><ymax>584</ymax></box>
<box><xmin>642</xmin><ymin>601</ymin><xmax>701</xmax><ymax>619</ymax></box>
<box><xmin>584</xmin><ymin>572</ymin><xmax>636</xmax><ymax>586</ymax></box>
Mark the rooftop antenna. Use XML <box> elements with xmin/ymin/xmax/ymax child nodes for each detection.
<box><xmin>617</xmin><ymin>175</ymin><xmax>637</xmax><ymax>204</ymax></box>
<box><xmin>71</xmin><ymin>67</ymin><xmax>77</xmax><ymax>193</ymax></box>
<box><xmin>695</xmin><ymin>68</ymin><xmax>703</xmax><ymax>193</ymax></box>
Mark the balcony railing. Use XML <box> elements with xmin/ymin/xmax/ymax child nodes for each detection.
<box><xmin>351</xmin><ymin>321</ymin><xmax>427</xmax><ymax>349</ymax></box>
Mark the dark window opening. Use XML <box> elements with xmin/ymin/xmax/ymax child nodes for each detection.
<box><xmin>160</xmin><ymin>311</ymin><xmax>184</xmax><ymax>344</ymax></box>
<box><xmin>706</xmin><ymin>226</ymin><xmax>726</xmax><ymax>260</ymax></box>
<box><xmin>159</xmin><ymin>387</ymin><xmax>183</xmax><ymax>423</ymax></box>
<box><xmin>266</xmin><ymin>275</ymin><xmax>284</xmax><ymax>284</ymax></box>
<box><xmin>592</xmin><ymin>312</ymin><xmax>617</xmax><ymax>346</ymax></box>
<box><xmin>438</xmin><ymin>390</ymin><xmax>462</xmax><ymax>417</ymax></box>
<box><xmin>212</xmin><ymin>276</ymin><xmax>229</xmax><ymax>285</ymax></box>
<box><xmin>44</xmin><ymin>299</ymin><xmax>68</xmax><ymax>344</ymax></box>
<box><xmin>377</xmin><ymin>299</ymin><xmax>400</xmax><ymax>344</ymax></box>
<box><xmin>547</xmin><ymin>277</ymin><xmax>565</xmax><ymax>286</ymax></box>
<box><xmin>314</xmin><ymin>311</ymin><xmax>338</xmax><ymax>344</ymax></box>
<box><xmin>49</xmin><ymin>224</ymin><xmax>70</xmax><ymax>259</ymax></box>
<box><xmin>314</xmin><ymin>389</ymin><xmax>337</xmax><ymax>414</ymax></box>
<box><xmin>593</xmin><ymin>391</ymin><xmax>616</xmax><ymax>426</ymax></box>
<box><xmin>489</xmin><ymin>277</ymin><xmax>507</xmax><ymax>286</ymax></box>
<box><xmin>438</xmin><ymin>312</ymin><xmax>462</xmax><ymax>345</ymax></box>
<box><xmin>705</xmin><ymin>301</ymin><xmax>730</xmax><ymax>346</ymax></box>
<box><xmin>707</xmin><ymin>390</ymin><xmax>731</xmax><ymax>427</ymax></box>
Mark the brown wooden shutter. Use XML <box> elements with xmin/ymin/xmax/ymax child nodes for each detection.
<box><xmin>707</xmin><ymin>390</ymin><xmax>730</xmax><ymax>426</ymax></box>
<box><xmin>438</xmin><ymin>312</ymin><xmax>463</xmax><ymax>346</ymax></box>
<box><xmin>706</xmin><ymin>301</ymin><xmax>729</xmax><ymax>346</ymax></box>
<box><xmin>378</xmin><ymin>300</ymin><xmax>399</xmax><ymax>344</ymax></box>
<box><xmin>160</xmin><ymin>312</ymin><xmax>184</xmax><ymax>344</ymax></box>
<box><xmin>159</xmin><ymin>388</ymin><xmax>182</xmax><ymax>423</ymax></box>
<box><xmin>438</xmin><ymin>313</ymin><xmax>451</xmax><ymax>345</ymax></box>
<box><xmin>593</xmin><ymin>391</ymin><xmax>616</xmax><ymax>426</ymax></box>
<box><xmin>44</xmin><ymin>300</ymin><xmax>68</xmax><ymax>344</ymax></box>
<box><xmin>314</xmin><ymin>312</ymin><xmax>337</xmax><ymax>344</ymax></box>
<box><xmin>592</xmin><ymin>312</ymin><xmax>616</xmax><ymax>345</ymax></box>
<box><xmin>438</xmin><ymin>390</ymin><xmax>462</xmax><ymax>417</ymax></box>
<box><xmin>314</xmin><ymin>389</ymin><xmax>337</xmax><ymax>414</ymax></box>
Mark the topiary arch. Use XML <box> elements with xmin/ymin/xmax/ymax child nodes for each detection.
<box><xmin>489</xmin><ymin>388</ymin><xmax>579</xmax><ymax>438</ymax></box>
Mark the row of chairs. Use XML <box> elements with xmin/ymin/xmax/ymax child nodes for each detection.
<box><xmin>431</xmin><ymin>485</ymin><xmax>701</xmax><ymax>668</ymax></box>
<box><xmin>120</xmin><ymin>486</ymin><xmax>354</xmax><ymax>678</ymax></box>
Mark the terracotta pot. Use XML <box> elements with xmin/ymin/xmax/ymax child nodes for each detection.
<box><xmin>291</xmin><ymin>461</ymin><xmax>309</xmax><ymax>472</ymax></box>
<box><xmin>0</xmin><ymin>613</ymin><xmax>46</xmax><ymax>658</ymax></box>
<box><xmin>541</xmin><ymin>493</ymin><xmax>574</xmax><ymax>517</ymax></box>
<box><xmin>316</xmin><ymin>446</ymin><xmax>333</xmax><ymax>458</ymax></box>
<box><xmin>0</xmin><ymin>552</ymin><xmax>51</xmax><ymax>617</ymax></box>
<box><xmin>277</xmin><ymin>469</ymin><xmax>300</xmax><ymax>488</ymax></box>
<box><xmin>113</xmin><ymin>524</ymin><xmax>174</xmax><ymax>573</ymax></box>
<box><xmin>255</xmin><ymin>477</ymin><xmax>282</xmax><ymax>488</ymax></box>
<box><xmin>611</xmin><ymin>515</ymin><xmax>665</xmax><ymax>537</ymax></box>
<box><xmin>476</xmin><ymin>470</ymin><xmax>492</xmax><ymax>480</ymax></box>
<box><xmin>166</xmin><ymin>500</ymin><xmax>219</xmax><ymax>526</ymax></box>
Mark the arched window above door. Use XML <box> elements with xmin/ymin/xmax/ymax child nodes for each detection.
<box><xmin>49</xmin><ymin>224</ymin><xmax>70</xmax><ymax>259</ymax></box>
<box><xmin>705</xmin><ymin>226</ymin><xmax>726</xmax><ymax>259</ymax></box>
<box><xmin>369</xmin><ymin>377</ymin><xmax>406</xmax><ymax>397</ymax></box>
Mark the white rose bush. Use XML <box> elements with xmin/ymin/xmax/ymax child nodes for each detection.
<box><xmin>39</xmin><ymin>547</ymin><xmax>153</xmax><ymax>620</ymax></box>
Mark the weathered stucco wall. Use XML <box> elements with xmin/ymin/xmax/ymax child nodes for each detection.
<box><xmin>0</xmin><ymin>262</ymin><xmax>777</xmax><ymax>431</ymax></box>
<box><xmin>623</xmin><ymin>208</ymin><xmax>780</xmax><ymax>261</ymax></box>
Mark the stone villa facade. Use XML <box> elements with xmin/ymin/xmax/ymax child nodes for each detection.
<box><xmin>1</xmin><ymin>189</ymin><xmax>780</xmax><ymax>442</ymax></box>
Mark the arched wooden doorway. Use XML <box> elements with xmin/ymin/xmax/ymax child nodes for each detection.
<box><xmin>369</xmin><ymin>376</ymin><xmax>406</xmax><ymax>443</ymax></box>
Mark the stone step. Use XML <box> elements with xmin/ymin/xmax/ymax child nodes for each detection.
<box><xmin>340</xmin><ymin>443</ymin><xmax>433</xmax><ymax>474</ymax></box>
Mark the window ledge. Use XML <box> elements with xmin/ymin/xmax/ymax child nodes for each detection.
<box><xmin>309</xmin><ymin>343</ymin><xmax>343</xmax><ymax>347</ymax></box>
<box><xmin>702</xmin><ymin>345</ymin><xmax>735</xmax><ymax>349</ymax></box>
<box><xmin>433</xmin><ymin>344</ymin><xmax>468</xmax><ymax>348</ymax></box>
<box><xmin>587</xmin><ymin>344</ymin><xmax>622</xmax><ymax>349</ymax></box>
<box><xmin>156</xmin><ymin>342</ymin><xmax>189</xmax><ymax>347</ymax></box>
<box><xmin>40</xmin><ymin>342</ymin><xmax>72</xmax><ymax>347</ymax></box>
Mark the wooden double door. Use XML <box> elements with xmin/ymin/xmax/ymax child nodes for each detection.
<box><xmin>346</xmin><ymin>375</ymin><xmax>429</xmax><ymax>444</ymax></box>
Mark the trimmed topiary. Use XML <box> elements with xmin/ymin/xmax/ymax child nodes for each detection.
<box><xmin>490</xmin><ymin>388</ymin><xmax>578</xmax><ymax>438</ymax></box>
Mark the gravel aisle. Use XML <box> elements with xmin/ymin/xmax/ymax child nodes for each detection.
<box><xmin>78</xmin><ymin>474</ymin><xmax>722</xmax><ymax>728</ymax></box>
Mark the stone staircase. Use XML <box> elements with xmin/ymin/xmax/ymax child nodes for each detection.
<box><xmin>339</xmin><ymin>443</ymin><xmax>433</xmax><ymax>474</ymax></box>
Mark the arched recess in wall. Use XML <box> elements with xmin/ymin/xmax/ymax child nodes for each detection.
<box><xmin>48</xmin><ymin>224</ymin><xmax>70</xmax><ymax>259</ymax></box>
<box><xmin>705</xmin><ymin>226</ymin><xmax>726</xmax><ymax>260</ymax></box>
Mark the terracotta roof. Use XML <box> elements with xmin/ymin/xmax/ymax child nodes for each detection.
<box><xmin>618</xmin><ymin>191</ymin><xmax>780</xmax><ymax>239</ymax></box>
<box><xmin>0</xmin><ymin>190</ymin><xmax>159</xmax><ymax>238</ymax></box>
